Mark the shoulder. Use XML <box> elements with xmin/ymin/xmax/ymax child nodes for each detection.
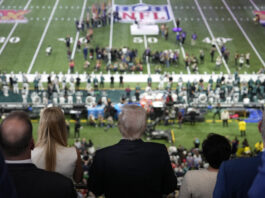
<box><xmin>33</xmin><ymin>168</ymin><xmax>76</xmax><ymax>196</ymax></box>
<box><xmin>141</xmin><ymin>141</ymin><xmax>168</xmax><ymax>151</ymax></box>
<box><xmin>56</xmin><ymin>145</ymin><xmax>76</xmax><ymax>153</ymax></box>
<box><xmin>8</xmin><ymin>165</ymin><xmax>76</xmax><ymax>197</ymax></box>
<box><xmin>185</xmin><ymin>169</ymin><xmax>214</xmax><ymax>179</ymax></box>
<box><xmin>9</xmin><ymin>164</ymin><xmax>74</xmax><ymax>187</ymax></box>
<box><xmin>57</xmin><ymin>145</ymin><xmax>78</xmax><ymax>160</ymax></box>
<box><xmin>182</xmin><ymin>170</ymin><xmax>199</xmax><ymax>186</ymax></box>
<box><xmin>223</xmin><ymin>156</ymin><xmax>260</xmax><ymax>166</ymax></box>
<box><xmin>221</xmin><ymin>155</ymin><xmax>261</xmax><ymax>173</ymax></box>
<box><xmin>36</xmin><ymin>167</ymin><xmax>74</xmax><ymax>186</ymax></box>
<box><xmin>96</xmin><ymin>141</ymin><xmax>167</xmax><ymax>155</ymax></box>
<box><xmin>31</xmin><ymin>147</ymin><xmax>44</xmax><ymax>160</ymax></box>
<box><xmin>32</xmin><ymin>146</ymin><xmax>43</xmax><ymax>154</ymax></box>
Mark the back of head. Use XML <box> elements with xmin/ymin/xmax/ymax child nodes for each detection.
<box><xmin>202</xmin><ymin>133</ymin><xmax>231</xmax><ymax>169</ymax></box>
<box><xmin>118</xmin><ymin>105</ymin><xmax>147</xmax><ymax>140</ymax></box>
<box><xmin>0</xmin><ymin>111</ymin><xmax>32</xmax><ymax>159</ymax></box>
<box><xmin>37</xmin><ymin>107</ymin><xmax>67</xmax><ymax>171</ymax></box>
<box><xmin>37</xmin><ymin>107</ymin><xmax>67</xmax><ymax>146</ymax></box>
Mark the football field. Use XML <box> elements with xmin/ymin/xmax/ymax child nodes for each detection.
<box><xmin>0</xmin><ymin>0</ymin><xmax>265</xmax><ymax>76</ymax></box>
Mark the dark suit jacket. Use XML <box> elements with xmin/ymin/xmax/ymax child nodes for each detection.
<box><xmin>7</xmin><ymin>163</ymin><xmax>77</xmax><ymax>198</ymax></box>
<box><xmin>0</xmin><ymin>153</ymin><xmax>17</xmax><ymax>198</ymax></box>
<box><xmin>248</xmin><ymin>152</ymin><xmax>265</xmax><ymax>197</ymax></box>
<box><xmin>88</xmin><ymin>139</ymin><xmax>177</xmax><ymax>198</ymax></box>
<box><xmin>213</xmin><ymin>153</ymin><xmax>262</xmax><ymax>198</ymax></box>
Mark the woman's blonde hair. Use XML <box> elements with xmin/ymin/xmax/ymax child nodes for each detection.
<box><xmin>36</xmin><ymin>107</ymin><xmax>67</xmax><ymax>171</ymax></box>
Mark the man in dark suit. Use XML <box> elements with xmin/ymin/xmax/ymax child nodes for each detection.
<box><xmin>0</xmin><ymin>151</ymin><xmax>17</xmax><ymax>198</ymax></box>
<box><xmin>0</xmin><ymin>111</ymin><xmax>77</xmax><ymax>198</ymax></box>
<box><xmin>248</xmin><ymin>151</ymin><xmax>265</xmax><ymax>197</ymax></box>
<box><xmin>88</xmin><ymin>105</ymin><xmax>177</xmax><ymax>198</ymax></box>
<box><xmin>213</xmin><ymin>111</ymin><xmax>265</xmax><ymax>198</ymax></box>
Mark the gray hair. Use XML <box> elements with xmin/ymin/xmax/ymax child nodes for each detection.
<box><xmin>118</xmin><ymin>105</ymin><xmax>147</xmax><ymax>140</ymax></box>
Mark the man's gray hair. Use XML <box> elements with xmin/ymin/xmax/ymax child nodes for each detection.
<box><xmin>118</xmin><ymin>105</ymin><xmax>147</xmax><ymax>140</ymax></box>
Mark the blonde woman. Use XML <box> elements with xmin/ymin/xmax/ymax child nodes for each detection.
<box><xmin>32</xmin><ymin>107</ymin><xmax>83</xmax><ymax>183</ymax></box>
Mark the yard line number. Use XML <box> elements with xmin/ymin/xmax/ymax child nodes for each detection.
<box><xmin>0</xmin><ymin>37</ymin><xmax>20</xmax><ymax>43</ymax></box>
<box><xmin>133</xmin><ymin>37</ymin><xmax>158</xmax><ymax>44</ymax></box>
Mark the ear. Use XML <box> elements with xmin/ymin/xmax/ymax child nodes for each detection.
<box><xmin>258</xmin><ymin>121</ymin><xmax>262</xmax><ymax>134</ymax></box>
<box><xmin>259</xmin><ymin>110</ymin><xmax>265</xmax><ymax>134</ymax></box>
<box><xmin>30</xmin><ymin>138</ymin><xmax>35</xmax><ymax>150</ymax></box>
<box><xmin>117</xmin><ymin>116</ymin><xmax>121</xmax><ymax>128</ymax></box>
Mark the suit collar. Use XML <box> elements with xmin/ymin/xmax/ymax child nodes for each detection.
<box><xmin>117</xmin><ymin>139</ymin><xmax>144</xmax><ymax>145</ymax></box>
<box><xmin>5</xmin><ymin>159</ymin><xmax>32</xmax><ymax>164</ymax></box>
<box><xmin>7</xmin><ymin>163</ymin><xmax>38</xmax><ymax>170</ymax></box>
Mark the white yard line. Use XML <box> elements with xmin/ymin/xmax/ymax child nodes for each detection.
<box><xmin>0</xmin><ymin>25</ymin><xmax>18</xmax><ymax>55</ymax></box>
<box><xmin>167</xmin><ymin>0</ymin><xmax>191</xmax><ymax>74</ymax></box>
<box><xmin>146</xmin><ymin>60</ymin><xmax>151</xmax><ymax>75</ymax></box>
<box><xmin>194</xmin><ymin>0</ymin><xmax>231</xmax><ymax>74</ymax></box>
<box><xmin>0</xmin><ymin>0</ymin><xmax>32</xmax><ymax>55</ymax></box>
<box><xmin>68</xmin><ymin>0</ymin><xmax>87</xmax><ymax>74</ymax></box>
<box><xmin>27</xmin><ymin>0</ymin><xmax>60</xmax><ymax>74</ymax></box>
<box><xmin>140</xmin><ymin>0</ymin><xmax>151</xmax><ymax>75</ymax></box>
<box><xmin>108</xmin><ymin>0</ymin><xmax>114</xmax><ymax>64</ymax></box>
<box><xmin>222</xmin><ymin>0</ymin><xmax>265</xmax><ymax>67</ymax></box>
<box><xmin>143</xmin><ymin>35</ymin><xmax>148</xmax><ymax>49</ymax></box>
<box><xmin>249</xmin><ymin>0</ymin><xmax>260</xmax><ymax>10</ymax></box>
<box><xmin>143</xmin><ymin>35</ymin><xmax>151</xmax><ymax>75</ymax></box>
<box><xmin>109</xmin><ymin>0</ymin><xmax>114</xmax><ymax>49</ymax></box>
<box><xmin>70</xmin><ymin>0</ymin><xmax>87</xmax><ymax>60</ymax></box>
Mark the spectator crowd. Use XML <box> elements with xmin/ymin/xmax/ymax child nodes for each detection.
<box><xmin>0</xmin><ymin>106</ymin><xmax>265</xmax><ymax>198</ymax></box>
<box><xmin>0</xmin><ymin>71</ymin><xmax>265</xmax><ymax>107</ymax></box>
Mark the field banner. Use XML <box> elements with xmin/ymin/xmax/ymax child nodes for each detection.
<box><xmin>253</xmin><ymin>10</ymin><xmax>265</xmax><ymax>25</ymax></box>
<box><xmin>114</xmin><ymin>4</ymin><xmax>173</xmax><ymax>23</ymax></box>
<box><xmin>0</xmin><ymin>10</ymin><xmax>30</xmax><ymax>23</ymax></box>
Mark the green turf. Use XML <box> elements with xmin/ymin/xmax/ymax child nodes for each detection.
<box><xmin>31</xmin><ymin>115</ymin><xmax>261</xmax><ymax>151</ymax></box>
<box><xmin>1</xmin><ymin>0</ymin><xmax>265</xmax><ymax>74</ymax></box>
<box><xmin>0</xmin><ymin>0</ymin><xmax>54</xmax><ymax>73</ymax></box>
<box><xmin>225</xmin><ymin>0</ymin><xmax>265</xmax><ymax>69</ymax></box>
<box><xmin>198</xmin><ymin>0</ymin><xmax>264</xmax><ymax>74</ymax></box>
<box><xmin>170</xmin><ymin>0</ymin><xmax>229</xmax><ymax>74</ymax></box>
<box><xmin>32</xmin><ymin>0</ymin><xmax>84</xmax><ymax>74</ymax></box>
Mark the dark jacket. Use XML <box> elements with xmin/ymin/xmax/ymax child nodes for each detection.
<box><xmin>248</xmin><ymin>152</ymin><xmax>265</xmax><ymax>197</ymax></box>
<box><xmin>88</xmin><ymin>139</ymin><xmax>177</xmax><ymax>198</ymax></box>
<box><xmin>213</xmin><ymin>153</ymin><xmax>262</xmax><ymax>198</ymax></box>
<box><xmin>0</xmin><ymin>153</ymin><xmax>17</xmax><ymax>198</ymax></box>
<box><xmin>7</xmin><ymin>163</ymin><xmax>77</xmax><ymax>198</ymax></box>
